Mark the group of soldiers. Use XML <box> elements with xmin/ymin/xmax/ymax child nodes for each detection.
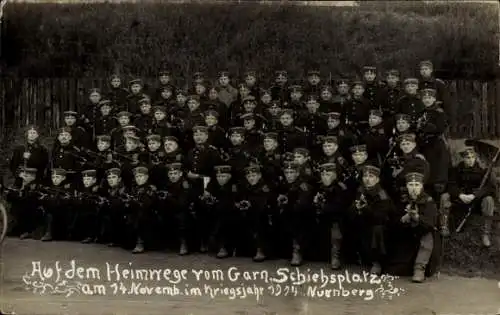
<box><xmin>5</xmin><ymin>60</ymin><xmax>497</xmax><ymax>283</ymax></box>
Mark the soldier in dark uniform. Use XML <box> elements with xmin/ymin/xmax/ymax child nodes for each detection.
<box><xmin>94</xmin><ymin>100</ymin><xmax>118</xmax><ymax>141</ymax></box>
<box><xmin>259</xmin><ymin>89</ymin><xmax>273</xmax><ymax>108</ymax></box>
<box><xmin>127</xmin><ymin>78</ymin><xmax>149</xmax><ymax>114</ymax></box>
<box><xmin>101</xmin><ymin>168</ymin><xmax>128</xmax><ymax>247</ymax></box>
<box><xmin>442</xmin><ymin>146</ymin><xmax>496</xmax><ymax>246</ymax></box>
<box><xmin>417</xmin><ymin>88</ymin><xmax>450</xmax><ymax>207</ymax></box>
<box><xmin>393</xmin><ymin>172</ymin><xmax>440</xmax><ymax>283</ymax></box>
<box><xmin>39</xmin><ymin>168</ymin><xmax>75</xmax><ymax>241</ymax></box>
<box><xmin>241</xmin><ymin>113</ymin><xmax>264</xmax><ymax>156</ymax></box>
<box><xmin>380</xmin><ymin>69</ymin><xmax>402</xmax><ymax>129</ymax></box>
<box><xmin>333</xmin><ymin>79</ymin><xmax>351</xmax><ymax>107</ymax></box>
<box><xmin>397</xmin><ymin>78</ymin><xmax>425</xmax><ymax>124</ymax></box>
<box><xmin>111</xmin><ymin>111</ymin><xmax>133</xmax><ymax>148</ymax></box>
<box><xmin>112</xmin><ymin>125</ymin><xmax>141</xmax><ymax>151</ymax></box>
<box><xmin>243</xmin><ymin>70</ymin><xmax>261</xmax><ymax>98</ymax></box>
<box><xmin>123</xmin><ymin>166</ymin><xmax>157</xmax><ymax>254</ymax></box>
<box><xmin>275</xmin><ymin>162</ymin><xmax>314</xmax><ymax>266</ymax></box>
<box><xmin>288</xmin><ymin>84</ymin><xmax>305</xmax><ymax>111</ymax></box>
<box><xmin>72</xmin><ymin>169</ymin><xmax>107</xmax><ymax>243</ymax></box>
<box><xmin>199</xmin><ymin>165</ymin><xmax>237</xmax><ymax>258</ymax></box>
<box><xmin>316</xmin><ymin>135</ymin><xmax>350</xmax><ymax>179</ymax></box>
<box><xmin>271</xmin><ymin>70</ymin><xmax>289</xmax><ymax>102</ymax></box>
<box><xmin>277</xmin><ymin>109</ymin><xmax>306</xmax><ymax>154</ymax></box>
<box><xmin>344</xmin><ymin>144</ymin><xmax>369</xmax><ymax>194</ymax></box>
<box><xmin>234</xmin><ymin>165</ymin><xmax>273</xmax><ymax>262</ymax></box>
<box><xmin>134</xmin><ymin>97</ymin><xmax>154</xmax><ymax>137</ymax></box>
<box><xmin>173</xmin><ymin>87</ymin><xmax>189</xmax><ymax>118</ymax></box>
<box><xmin>51</xmin><ymin>127</ymin><xmax>85</xmax><ymax>182</ymax></box>
<box><xmin>206</xmin><ymin>86</ymin><xmax>230</xmax><ymax>129</ymax></box>
<box><xmin>81</xmin><ymin>88</ymin><xmax>102</xmax><ymax>132</ymax></box>
<box><xmin>204</xmin><ymin>109</ymin><xmax>227</xmax><ymax>150</ymax></box>
<box><xmin>10</xmin><ymin>125</ymin><xmax>49</xmax><ymax>187</ymax></box>
<box><xmin>151</xmin><ymin>105</ymin><xmax>174</xmax><ymax>137</ymax></box>
<box><xmin>117</xmin><ymin>134</ymin><xmax>147</xmax><ymax>188</ymax></box>
<box><xmin>263</xmin><ymin>100</ymin><xmax>282</xmax><ymax>132</ymax></box>
<box><xmin>144</xmin><ymin>134</ymin><xmax>166</xmax><ymax>187</ymax></box>
<box><xmin>292</xmin><ymin>148</ymin><xmax>314</xmax><ymax>184</ymax></box>
<box><xmin>418</xmin><ymin>60</ymin><xmax>450</xmax><ymax>116</ymax></box>
<box><xmin>193</xmin><ymin>78</ymin><xmax>209</xmax><ymax>104</ymax></box>
<box><xmin>362</xmin><ymin>66</ymin><xmax>382</xmax><ymax>109</ymax></box>
<box><xmin>154</xmin><ymin>85</ymin><xmax>175</xmax><ymax>109</ymax></box>
<box><xmin>5</xmin><ymin>167</ymin><xmax>44</xmax><ymax>239</ymax></box>
<box><xmin>319</xmin><ymin>85</ymin><xmax>338</xmax><ymax>113</ymax></box>
<box><xmin>394</xmin><ymin>113</ymin><xmax>413</xmax><ymax>135</ymax></box>
<box><xmin>304</xmin><ymin>69</ymin><xmax>322</xmax><ymax>97</ymax></box>
<box><xmin>300</xmin><ymin>94</ymin><xmax>327</xmax><ymax>156</ymax></box>
<box><xmin>91</xmin><ymin>135</ymin><xmax>120</xmax><ymax>185</ymax></box>
<box><xmin>105</xmin><ymin>74</ymin><xmax>129</xmax><ymax>112</ymax></box>
<box><xmin>313</xmin><ymin>163</ymin><xmax>349</xmax><ymax>269</ymax></box>
<box><xmin>324</xmin><ymin>112</ymin><xmax>353</xmax><ymax>157</ymax></box>
<box><xmin>61</xmin><ymin>110</ymin><xmax>90</xmax><ymax>149</ymax></box>
<box><xmin>183</xmin><ymin>95</ymin><xmax>206</xmax><ymax>148</ymax></box>
<box><xmin>225</xmin><ymin>127</ymin><xmax>253</xmax><ymax>181</ymax></box>
<box><xmin>163</xmin><ymin>136</ymin><xmax>184</xmax><ymax>164</ymax></box>
<box><xmin>257</xmin><ymin>132</ymin><xmax>282</xmax><ymax>186</ymax></box>
<box><xmin>217</xmin><ymin>71</ymin><xmax>238</xmax><ymax>107</ymax></box>
<box><xmin>364</xmin><ymin>109</ymin><xmax>389</xmax><ymax>165</ymax></box>
<box><xmin>348</xmin><ymin>164</ymin><xmax>394</xmax><ymax>275</ymax></box>
<box><xmin>344</xmin><ymin>81</ymin><xmax>370</xmax><ymax>137</ymax></box>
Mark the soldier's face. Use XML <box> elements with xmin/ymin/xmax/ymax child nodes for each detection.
<box><xmin>261</xmin><ymin>94</ymin><xmax>272</xmax><ymax>104</ymax></box>
<box><xmin>464</xmin><ymin>153</ymin><xmax>476</xmax><ymax>167</ymax></box>
<box><xmin>306</xmin><ymin>100</ymin><xmax>319</xmax><ymax>112</ymax></box>
<box><xmin>208</xmin><ymin>89</ymin><xmax>218</xmax><ymax>100</ymax></box>
<box><xmin>400</xmin><ymin>140</ymin><xmax>416</xmax><ymax>154</ymax></box>
<box><xmin>134</xmin><ymin>173</ymin><xmax>148</xmax><ymax>185</ymax></box>
<box><xmin>97</xmin><ymin>140</ymin><xmax>110</xmax><ymax>151</ymax></box>
<box><xmin>245</xmin><ymin>172</ymin><xmax>261</xmax><ymax>185</ymax></box>
<box><xmin>51</xmin><ymin>174</ymin><xmax>65</xmax><ymax>186</ymax></box>
<box><xmin>230</xmin><ymin>133</ymin><xmax>244</xmax><ymax>145</ymax></box>
<box><xmin>125</xmin><ymin>140</ymin><xmax>137</xmax><ymax>151</ymax></box>
<box><xmin>290</xmin><ymin>91</ymin><xmax>302</xmax><ymax>101</ymax></box>
<box><xmin>280</xmin><ymin>114</ymin><xmax>293</xmax><ymax>126</ymax></box>
<box><xmin>320</xmin><ymin>90</ymin><xmax>332</xmax><ymax>100</ymax></box>
<box><xmin>422</xmin><ymin>95</ymin><xmax>436</xmax><ymax>107</ymax></box>
<box><xmin>177</xmin><ymin>94</ymin><xmax>187</xmax><ymax>105</ymax></box>
<box><xmin>64</xmin><ymin>116</ymin><xmax>76</xmax><ymax>126</ymax></box>
<box><xmin>111</xmin><ymin>78</ymin><xmax>121</xmax><ymax>88</ymax></box>
<box><xmin>407</xmin><ymin>181</ymin><xmax>423</xmax><ymax>199</ymax></box>
<box><xmin>404</xmin><ymin>84</ymin><xmax>418</xmax><ymax>94</ymax></box>
<box><xmin>352</xmin><ymin>86</ymin><xmax>364</xmax><ymax>97</ymax></box>
<box><xmin>130</xmin><ymin>84</ymin><xmax>142</xmax><ymax>94</ymax></box>
<box><xmin>243</xmin><ymin>119</ymin><xmax>255</xmax><ymax>130</ymax></box>
<box><xmin>154</xmin><ymin>111</ymin><xmax>166</xmax><ymax>121</ymax></box>
<box><xmin>195</xmin><ymin>84</ymin><xmax>206</xmax><ymax>95</ymax></box>
<box><xmin>82</xmin><ymin>176</ymin><xmax>96</xmax><ymax>188</ymax></box>
<box><xmin>140</xmin><ymin>103</ymin><xmax>151</xmax><ymax>114</ymax></box>
<box><xmin>322</xmin><ymin>142</ymin><xmax>338</xmax><ymax>156</ymax></box>
<box><xmin>386</xmin><ymin>75</ymin><xmax>399</xmax><ymax>87</ymax></box>
<box><xmin>362</xmin><ymin>173</ymin><xmax>379</xmax><ymax>188</ymax></box>
<box><xmin>218</xmin><ymin>76</ymin><xmax>229</xmax><ymax>86</ymax></box>
<box><xmin>352</xmin><ymin>152</ymin><xmax>368</xmax><ymax>165</ymax></box>
<box><xmin>239</xmin><ymin>86</ymin><xmax>250</xmax><ymax>96</ymax></box>
<box><xmin>268</xmin><ymin>105</ymin><xmax>281</xmax><ymax>116</ymax></box>
<box><xmin>363</xmin><ymin>71</ymin><xmax>376</xmax><ymax>82</ymax></box>
<box><xmin>337</xmin><ymin>84</ymin><xmax>349</xmax><ymax>95</ymax></box>
<box><xmin>159</xmin><ymin>75</ymin><xmax>170</xmax><ymax>84</ymax></box>
<box><xmin>89</xmin><ymin>92</ymin><xmax>101</xmax><ymax>103</ymax></box>
<box><xmin>395</xmin><ymin>121</ymin><xmax>409</xmax><ymax>134</ymax></box>
<box><xmin>164</xmin><ymin>140</ymin><xmax>178</xmax><ymax>153</ymax></box>
<box><xmin>118</xmin><ymin>116</ymin><xmax>130</xmax><ymax>126</ymax></box>
<box><xmin>216</xmin><ymin>173</ymin><xmax>231</xmax><ymax>185</ymax></box>
<box><xmin>420</xmin><ymin>66</ymin><xmax>433</xmax><ymax>78</ymax></box>
<box><xmin>187</xmin><ymin>100</ymin><xmax>200</xmax><ymax>111</ymax></box>
<box><xmin>321</xmin><ymin>171</ymin><xmax>336</xmax><ymax>185</ymax></box>
<box><xmin>57</xmin><ymin>132</ymin><xmax>71</xmax><ymax>145</ymax></box>
<box><xmin>168</xmin><ymin>170</ymin><xmax>182</xmax><ymax>182</ymax></box>
<box><xmin>284</xmin><ymin>169</ymin><xmax>299</xmax><ymax>183</ymax></box>
<box><xmin>308</xmin><ymin>74</ymin><xmax>320</xmax><ymax>85</ymax></box>
<box><xmin>243</xmin><ymin>101</ymin><xmax>256</xmax><ymax>112</ymax></box>
<box><xmin>148</xmin><ymin>140</ymin><xmax>161</xmax><ymax>151</ymax></box>
<box><xmin>107</xmin><ymin>174</ymin><xmax>120</xmax><ymax>187</ymax></box>
<box><xmin>124</xmin><ymin>130</ymin><xmax>135</xmax><ymax>138</ymax></box>
<box><xmin>100</xmin><ymin>105</ymin><xmax>111</xmax><ymax>116</ymax></box>
<box><xmin>245</xmin><ymin>75</ymin><xmax>256</xmax><ymax>86</ymax></box>
<box><xmin>293</xmin><ymin>153</ymin><xmax>307</xmax><ymax>165</ymax></box>
<box><xmin>193</xmin><ymin>131</ymin><xmax>208</xmax><ymax>144</ymax></box>
<box><xmin>205</xmin><ymin>116</ymin><xmax>218</xmax><ymax>126</ymax></box>
<box><xmin>368</xmin><ymin>115</ymin><xmax>382</xmax><ymax>127</ymax></box>
<box><xmin>327</xmin><ymin>118</ymin><xmax>340</xmax><ymax>129</ymax></box>
<box><xmin>161</xmin><ymin>90</ymin><xmax>172</xmax><ymax>99</ymax></box>
<box><xmin>275</xmin><ymin>74</ymin><xmax>287</xmax><ymax>84</ymax></box>
<box><xmin>263</xmin><ymin>138</ymin><xmax>277</xmax><ymax>151</ymax></box>
<box><xmin>26</xmin><ymin>129</ymin><xmax>39</xmax><ymax>142</ymax></box>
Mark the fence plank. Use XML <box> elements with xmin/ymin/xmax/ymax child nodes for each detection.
<box><xmin>481</xmin><ymin>82</ymin><xmax>488</xmax><ymax>137</ymax></box>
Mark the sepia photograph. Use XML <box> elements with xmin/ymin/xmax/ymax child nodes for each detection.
<box><xmin>0</xmin><ymin>0</ymin><xmax>499</xmax><ymax>314</ymax></box>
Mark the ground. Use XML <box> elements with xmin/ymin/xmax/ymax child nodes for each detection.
<box><xmin>0</xmin><ymin>238</ymin><xmax>499</xmax><ymax>315</ymax></box>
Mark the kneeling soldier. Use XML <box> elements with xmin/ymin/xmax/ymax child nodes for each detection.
<box><xmin>443</xmin><ymin>146</ymin><xmax>496</xmax><ymax>246</ymax></box>
<box><xmin>401</xmin><ymin>172</ymin><xmax>438</xmax><ymax>283</ymax></box>
<box><xmin>314</xmin><ymin>163</ymin><xmax>349</xmax><ymax>269</ymax></box>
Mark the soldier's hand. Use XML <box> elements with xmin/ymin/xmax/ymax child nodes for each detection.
<box><xmin>187</xmin><ymin>172</ymin><xmax>200</xmax><ymax>179</ymax></box>
<box><xmin>401</xmin><ymin>213</ymin><xmax>411</xmax><ymax>223</ymax></box>
<box><xmin>23</xmin><ymin>152</ymin><xmax>31</xmax><ymax>159</ymax></box>
<box><xmin>466</xmin><ymin>194</ymin><xmax>476</xmax><ymax>202</ymax></box>
<box><xmin>202</xmin><ymin>191</ymin><xmax>211</xmax><ymax>199</ymax></box>
<box><xmin>459</xmin><ymin>193</ymin><xmax>470</xmax><ymax>204</ymax></box>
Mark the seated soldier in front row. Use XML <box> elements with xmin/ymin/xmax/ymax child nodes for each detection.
<box><xmin>441</xmin><ymin>146</ymin><xmax>496</xmax><ymax>246</ymax></box>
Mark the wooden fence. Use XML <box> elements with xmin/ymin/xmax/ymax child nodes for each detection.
<box><xmin>0</xmin><ymin>78</ymin><xmax>499</xmax><ymax>139</ymax></box>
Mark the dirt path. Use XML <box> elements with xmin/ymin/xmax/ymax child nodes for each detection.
<box><xmin>0</xmin><ymin>238</ymin><xmax>499</xmax><ymax>315</ymax></box>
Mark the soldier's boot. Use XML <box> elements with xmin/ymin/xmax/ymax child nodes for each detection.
<box><xmin>200</xmin><ymin>240</ymin><xmax>208</xmax><ymax>253</ymax></box>
<box><xmin>330</xmin><ymin>224</ymin><xmax>342</xmax><ymax>270</ymax></box>
<box><xmin>291</xmin><ymin>240</ymin><xmax>303</xmax><ymax>267</ymax></box>
<box><xmin>41</xmin><ymin>214</ymin><xmax>53</xmax><ymax>242</ymax></box>
<box><xmin>132</xmin><ymin>238</ymin><xmax>144</xmax><ymax>254</ymax></box>
<box><xmin>216</xmin><ymin>247</ymin><xmax>229</xmax><ymax>259</ymax></box>
<box><xmin>179</xmin><ymin>239</ymin><xmax>189</xmax><ymax>256</ymax></box>
<box><xmin>482</xmin><ymin>219</ymin><xmax>492</xmax><ymax>248</ymax></box>
<box><xmin>20</xmin><ymin>232</ymin><xmax>33</xmax><ymax>240</ymax></box>
<box><xmin>439</xmin><ymin>193</ymin><xmax>451</xmax><ymax>237</ymax></box>
<box><xmin>253</xmin><ymin>248</ymin><xmax>266</xmax><ymax>262</ymax></box>
<box><xmin>412</xmin><ymin>232</ymin><xmax>434</xmax><ymax>283</ymax></box>
<box><xmin>370</xmin><ymin>262</ymin><xmax>382</xmax><ymax>276</ymax></box>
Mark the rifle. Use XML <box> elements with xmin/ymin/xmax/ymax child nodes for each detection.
<box><xmin>456</xmin><ymin>146</ymin><xmax>500</xmax><ymax>233</ymax></box>
<box><xmin>75</xmin><ymin>191</ymin><xmax>108</xmax><ymax>205</ymax></box>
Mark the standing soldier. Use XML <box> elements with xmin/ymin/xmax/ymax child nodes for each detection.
<box><xmin>300</xmin><ymin>94</ymin><xmax>327</xmax><ymax>156</ymax></box>
<box><xmin>241</xmin><ymin>113</ymin><xmax>265</xmax><ymax>156</ymax></box>
<box><xmin>304</xmin><ymin>69</ymin><xmax>322</xmax><ymax>97</ymax></box>
<box><xmin>144</xmin><ymin>134</ymin><xmax>165</xmax><ymax>187</ymax></box>
<box><xmin>126</xmin><ymin>79</ymin><xmax>149</xmax><ymax>115</ymax></box>
<box><xmin>134</xmin><ymin>97</ymin><xmax>154</xmax><ymax>137</ymax></box>
<box><xmin>151</xmin><ymin>105</ymin><xmax>174</xmax><ymax>137</ymax></box>
<box><xmin>154</xmin><ymin>85</ymin><xmax>176</xmax><ymax>109</ymax></box>
<box><xmin>348</xmin><ymin>164</ymin><xmax>394</xmax><ymax>275</ymax></box>
<box><xmin>397</xmin><ymin>78</ymin><xmax>425</xmax><ymax>125</ymax></box>
<box><xmin>94</xmin><ymin>100</ymin><xmax>118</xmax><ymax>142</ymax></box>
<box><xmin>51</xmin><ymin>127</ymin><xmax>86</xmax><ymax>181</ymax></box>
<box><xmin>81</xmin><ymin>88</ymin><xmax>102</xmax><ymax>135</ymax></box>
<box><xmin>344</xmin><ymin>81</ymin><xmax>370</xmax><ymax>137</ymax></box>
<box><xmin>10</xmin><ymin>125</ymin><xmax>49</xmax><ymax>187</ymax></box>
<box><xmin>217</xmin><ymin>71</ymin><xmax>238</xmax><ymax>107</ymax></box>
<box><xmin>418</xmin><ymin>60</ymin><xmax>450</xmax><ymax>115</ymax></box>
<box><xmin>442</xmin><ymin>146</ymin><xmax>496</xmax><ymax>246</ymax></box>
<box><xmin>234</xmin><ymin>165</ymin><xmax>273</xmax><ymax>262</ymax></box>
<box><xmin>263</xmin><ymin>100</ymin><xmax>283</xmax><ymax>132</ymax></box>
<box><xmin>243</xmin><ymin>69</ymin><xmax>261</xmax><ymax>98</ymax></box>
<box><xmin>313</xmin><ymin>163</ymin><xmax>349</xmax><ymax>269</ymax></box>
<box><xmin>259</xmin><ymin>89</ymin><xmax>273</xmax><ymax>108</ymax></box>
<box><xmin>277</xmin><ymin>109</ymin><xmax>306</xmax><ymax>154</ymax></box>
<box><xmin>257</xmin><ymin>132</ymin><xmax>282</xmax><ymax>186</ymax></box>
<box><xmin>276</xmin><ymin>162</ymin><xmax>314</xmax><ymax>266</ymax></box>
<box><xmin>333</xmin><ymin>79</ymin><xmax>351</xmax><ymax>107</ymax></box>
<box><xmin>318</xmin><ymin>85</ymin><xmax>338</xmax><ymax>113</ymax></box>
<box><xmin>60</xmin><ymin>111</ymin><xmax>89</xmax><ymax>149</ymax></box>
<box><xmin>163</xmin><ymin>135</ymin><xmax>184</xmax><ymax>164</ymax></box>
<box><xmin>271</xmin><ymin>70</ymin><xmax>289</xmax><ymax>102</ymax></box>
<box><xmin>380</xmin><ymin>69</ymin><xmax>402</xmax><ymax>128</ymax></box>
<box><xmin>362</xmin><ymin>66</ymin><xmax>382</xmax><ymax>109</ymax></box>
<box><xmin>288</xmin><ymin>84</ymin><xmax>305</xmax><ymax>111</ymax></box>
<box><xmin>204</xmin><ymin>109</ymin><xmax>227</xmax><ymax>150</ymax></box>
<box><xmin>344</xmin><ymin>144</ymin><xmax>370</xmax><ymax>195</ymax></box>
<box><xmin>105</xmin><ymin>74</ymin><xmax>129</xmax><ymax>111</ymax></box>
<box><xmin>225</xmin><ymin>127</ymin><xmax>253</xmax><ymax>182</ymax></box>
<box><xmin>364</xmin><ymin>109</ymin><xmax>389</xmax><ymax>165</ymax></box>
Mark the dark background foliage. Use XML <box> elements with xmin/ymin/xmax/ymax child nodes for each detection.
<box><xmin>1</xmin><ymin>1</ymin><xmax>498</xmax><ymax>80</ymax></box>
